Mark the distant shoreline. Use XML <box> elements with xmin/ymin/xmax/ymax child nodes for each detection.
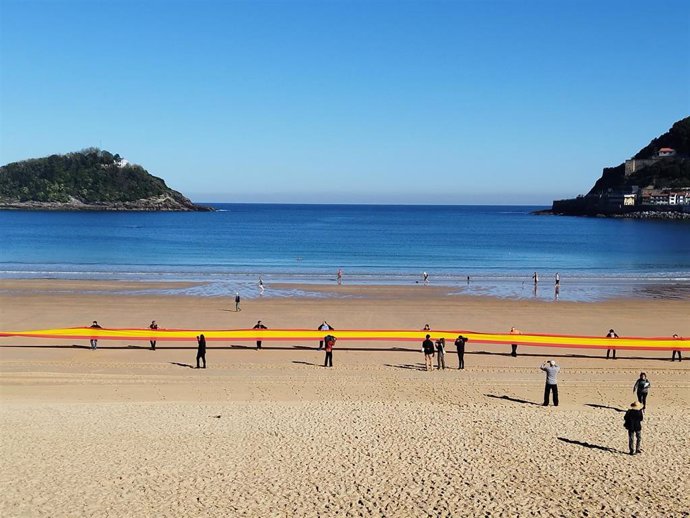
<box><xmin>0</xmin><ymin>200</ymin><xmax>213</xmax><ymax>211</ymax></box>
<box><xmin>3</xmin><ymin>277</ymin><xmax>690</xmax><ymax>303</ymax></box>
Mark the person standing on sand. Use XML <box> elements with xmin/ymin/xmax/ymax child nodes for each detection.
<box><xmin>606</xmin><ymin>329</ymin><xmax>619</xmax><ymax>359</ymax></box>
<box><xmin>235</xmin><ymin>292</ymin><xmax>241</xmax><ymax>312</ymax></box>
<box><xmin>149</xmin><ymin>320</ymin><xmax>158</xmax><ymax>350</ymax></box>
<box><xmin>317</xmin><ymin>321</ymin><xmax>333</xmax><ymax>350</ymax></box>
<box><xmin>323</xmin><ymin>334</ymin><xmax>336</xmax><ymax>367</ymax></box>
<box><xmin>253</xmin><ymin>320</ymin><xmax>267</xmax><ymax>350</ymax></box>
<box><xmin>509</xmin><ymin>327</ymin><xmax>521</xmax><ymax>357</ymax></box>
<box><xmin>624</xmin><ymin>401</ymin><xmax>644</xmax><ymax>455</ymax></box>
<box><xmin>436</xmin><ymin>337</ymin><xmax>446</xmax><ymax>370</ymax></box>
<box><xmin>89</xmin><ymin>321</ymin><xmax>102</xmax><ymax>350</ymax></box>
<box><xmin>540</xmin><ymin>360</ymin><xmax>560</xmax><ymax>406</ymax></box>
<box><xmin>671</xmin><ymin>334</ymin><xmax>682</xmax><ymax>362</ymax></box>
<box><xmin>196</xmin><ymin>334</ymin><xmax>207</xmax><ymax>369</ymax></box>
<box><xmin>455</xmin><ymin>335</ymin><xmax>468</xmax><ymax>369</ymax></box>
<box><xmin>633</xmin><ymin>372</ymin><xmax>651</xmax><ymax>409</ymax></box>
<box><xmin>422</xmin><ymin>334</ymin><xmax>435</xmax><ymax>371</ymax></box>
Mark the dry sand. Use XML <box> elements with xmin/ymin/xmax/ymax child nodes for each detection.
<box><xmin>1</xmin><ymin>280</ymin><xmax>689</xmax><ymax>517</ymax></box>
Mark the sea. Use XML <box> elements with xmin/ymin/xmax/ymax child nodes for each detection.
<box><xmin>1</xmin><ymin>204</ymin><xmax>690</xmax><ymax>302</ymax></box>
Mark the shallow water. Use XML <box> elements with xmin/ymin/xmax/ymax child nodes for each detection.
<box><xmin>1</xmin><ymin>204</ymin><xmax>689</xmax><ymax>301</ymax></box>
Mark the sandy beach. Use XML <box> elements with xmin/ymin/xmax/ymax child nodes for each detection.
<box><xmin>1</xmin><ymin>280</ymin><xmax>689</xmax><ymax>517</ymax></box>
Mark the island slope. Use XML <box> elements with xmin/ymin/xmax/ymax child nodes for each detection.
<box><xmin>0</xmin><ymin>148</ymin><xmax>210</xmax><ymax>211</ymax></box>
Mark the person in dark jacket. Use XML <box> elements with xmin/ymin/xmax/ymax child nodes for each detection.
<box><xmin>323</xmin><ymin>334</ymin><xmax>336</xmax><ymax>367</ymax></box>
<box><xmin>436</xmin><ymin>337</ymin><xmax>446</xmax><ymax>370</ymax></box>
<box><xmin>196</xmin><ymin>334</ymin><xmax>207</xmax><ymax>369</ymax></box>
<box><xmin>624</xmin><ymin>401</ymin><xmax>644</xmax><ymax>455</ymax></box>
<box><xmin>671</xmin><ymin>334</ymin><xmax>682</xmax><ymax>362</ymax></box>
<box><xmin>509</xmin><ymin>327</ymin><xmax>520</xmax><ymax>357</ymax></box>
<box><xmin>235</xmin><ymin>292</ymin><xmax>241</xmax><ymax>312</ymax></box>
<box><xmin>632</xmin><ymin>372</ymin><xmax>651</xmax><ymax>409</ymax></box>
<box><xmin>454</xmin><ymin>335</ymin><xmax>468</xmax><ymax>369</ymax></box>
<box><xmin>149</xmin><ymin>320</ymin><xmax>158</xmax><ymax>350</ymax></box>
<box><xmin>606</xmin><ymin>329</ymin><xmax>619</xmax><ymax>359</ymax></box>
<box><xmin>253</xmin><ymin>320</ymin><xmax>267</xmax><ymax>350</ymax></box>
<box><xmin>422</xmin><ymin>335</ymin><xmax>435</xmax><ymax>371</ymax></box>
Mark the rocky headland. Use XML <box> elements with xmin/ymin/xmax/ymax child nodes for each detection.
<box><xmin>0</xmin><ymin>148</ymin><xmax>211</xmax><ymax>211</ymax></box>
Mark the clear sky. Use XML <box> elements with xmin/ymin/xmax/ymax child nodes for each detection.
<box><xmin>1</xmin><ymin>0</ymin><xmax>688</xmax><ymax>204</ymax></box>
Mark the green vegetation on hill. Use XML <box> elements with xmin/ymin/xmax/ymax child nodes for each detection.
<box><xmin>589</xmin><ymin>157</ymin><xmax>690</xmax><ymax>193</ymax></box>
<box><xmin>588</xmin><ymin>117</ymin><xmax>690</xmax><ymax>194</ymax></box>
<box><xmin>0</xmin><ymin>148</ymin><xmax>203</xmax><ymax>210</ymax></box>
<box><xmin>633</xmin><ymin>117</ymin><xmax>690</xmax><ymax>159</ymax></box>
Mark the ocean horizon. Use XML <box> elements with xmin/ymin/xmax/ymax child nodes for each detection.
<box><xmin>2</xmin><ymin>203</ymin><xmax>690</xmax><ymax>302</ymax></box>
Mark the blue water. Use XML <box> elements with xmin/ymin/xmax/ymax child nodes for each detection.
<box><xmin>1</xmin><ymin>204</ymin><xmax>689</xmax><ymax>301</ymax></box>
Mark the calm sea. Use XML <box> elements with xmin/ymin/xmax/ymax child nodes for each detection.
<box><xmin>1</xmin><ymin>204</ymin><xmax>689</xmax><ymax>301</ymax></box>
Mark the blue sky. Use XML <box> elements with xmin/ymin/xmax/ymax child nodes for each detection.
<box><xmin>1</xmin><ymin>0</ymin><xmax>688</xmax><ymax>204</ymax></box>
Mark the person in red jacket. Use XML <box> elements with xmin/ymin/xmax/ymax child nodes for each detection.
<box><xmin>324</xmin><ymin>335</ymin><xmax>336</xmax><ymax>367</ymax></box>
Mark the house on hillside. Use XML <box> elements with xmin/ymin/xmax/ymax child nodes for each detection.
<box><xmin>658</xmin><ymin>147</ymin><xmax>676</xmax><ymax>157</ymax></box>
<box><xmin>640</xmin><ymin>188</ymin><xmax>690</xmax><ymax>205</ymax></box>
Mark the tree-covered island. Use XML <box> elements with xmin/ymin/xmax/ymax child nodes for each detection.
<box><xmin>0</xmin><ymin>148</ymin><xmax>211</xmax><ymax>211</ymax></box>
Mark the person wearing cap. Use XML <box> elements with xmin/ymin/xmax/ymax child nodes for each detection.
<box><xmin>632</xmin><ymin>372</ymin><xmax>651</xmax><ymax>409</ymax></box>
<box><xmin>540</xmin><ymin>360</ymin><xmax>560</xmax><ymax>406</ymax></box>
<box><xmin>422</xmin><ymin>334</ymin><xmax>435</xmax><ymax>371</ymax></box>
<box><xmin>624</xmin><ymin>401</ymin><xmax>644</xmax><ymax>455</ymax></box>
<box><xmin>454</xmin><ymin>334</ymin><xmax>468</xmax><ymax>369</ymax></box>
